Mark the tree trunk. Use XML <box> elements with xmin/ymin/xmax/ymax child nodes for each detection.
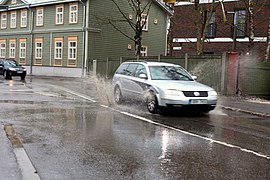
<box><xmin>248</xmin><ymin>0</ymin><xmax>255</xmax><ymax>55</ymax></box>
<box><xmin>194</xmin><ymin>0</ymin><xmax>203</xmax><ymax>55</ymax></box>
<box><xmin>265</xmin><ymin>19</ymin><xmax>270</xmax><ymax>62</ymax></box>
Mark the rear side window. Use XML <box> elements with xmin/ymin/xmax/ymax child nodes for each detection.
<box><xmin>116</xmin><ymin>63</ymin><xmax>129</xmax><ymax>75</ymax></box>
<box><xmin>134</xmin><ymin>64</ymin><xmax>147</xmax><ymax>78</ymax></box>
<box><xmin>125</xmin><ymin>64</ymin><xmax>138</xmax><ymax>76</ymax></box>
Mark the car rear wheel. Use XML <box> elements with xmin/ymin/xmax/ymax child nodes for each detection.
<box><xmin>146</xmin><ymin>93</ymin><xmax>159</xmax><ymax>114</ymax></box>
<box><xmin>114</xmin><ymin>86</ymin><xmax>123</xmax><ymax>104</ymax></box>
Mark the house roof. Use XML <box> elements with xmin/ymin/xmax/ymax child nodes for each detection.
<box><xmin>0</xmin><ymin>0</ymin><xmax>173</xmax><ymax>15</ymax></box>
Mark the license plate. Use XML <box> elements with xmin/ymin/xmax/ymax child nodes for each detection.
<box><xmin>17</xmin><ymin>71</ymin><xmax>23</xmax><ymax>73</ymax></box>
<box><xmin>189</xmin><ymin>99</ymin><xmax>207</xmax><ymax>104</ymax></box>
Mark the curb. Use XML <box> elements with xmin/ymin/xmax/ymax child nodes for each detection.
<box><xmin>220</xmin><ymin>105</ymin><xmax>270</xmax><ymax>118</ymax></box>
<box><xmin>3</xmin><ymin>124</ymin><xmax>41</xmax><ymax>180</ymax></box>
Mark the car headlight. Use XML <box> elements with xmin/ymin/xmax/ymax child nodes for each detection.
<box><xmin>9</xmin><ymin>68</ymin><xmax>16</xmax><ymax>71</ymax></box>
<box><xmin>163</xmin><ymin>89</ymin><xmax>183</xmax><ymax>96</ymax></box>
<box><xmin>208</xmin><ymin>90</ymin><xmax>217</xmax><ymax>96</ymax></box>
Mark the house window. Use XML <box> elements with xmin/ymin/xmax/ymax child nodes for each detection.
<box><xmin>234</xmin><ymin>10</ymin><xmax>246</xmax><ymax>38</ymax></box>
<box><xmin>20</xmin><ymin>39</ymin><xmax>27</xmax><ymax>60</ymax></box>
<box><xmin>0</xmin><ymin>41</ymin><xmax>6</xmax><ymax>58</ymax></box>
<box><xmin>206</xmin><ymin>11</ymin><xmax>216</xmax><ymax>38</ymax></box>
<box><xmin>21</xmin><ymin>10</ymin><xmax>27</xmax><ymax>27</ymax></box>
<box><xmin>140</xmin><ymin>46</ymin><xmax>148</xmax><ymax>57</ymax></box>
<box><xmin>69</xmin><ymin>3</ymin><xmax>78</xmax><ymax>24</ymax></box>
<box><xmin>10</xmin><ymin>11</ymin><xmax>16</xmax><ymax>28</ymax></box>
<box><xmin>54</xmin><ymin>37</ymin><xmax>63</xmax><ymax>66</ymax></box>
<box><xmin>9</xmin><ymin>40</ymin><xmax>16</xmax><ymax>59</ymax></box>
<box><xmin>141</xmin><ymin>14</ymin><xmax>148</xmax><ymax>31</ymax></box>
<box><xmin>68</xmin><ymin>36</ymin><xmax>77</xmax><ymax>66</ymax></box>
<box><xmin>35</xmin><ymin>38</ymin><xmax>43</xmax><ymax>65</ymax></box>
<box><xmin>11</xmin><ymin>0</ymin><xmax>16</xmax><ymax>4</ymax></box>
<box><xmin>36</xmin><ymin>8</ymin><xmax>44</xmax><ymax>26</ymax></box>
<box><xmin>1</xmin><ymin>13</ymin><xmax>7</xmax><ymax>29</ymax></box>
<box><xmin>56</xmin><ymin>5</ymin><xmax>64</xmax><ymax>25</ymax></box>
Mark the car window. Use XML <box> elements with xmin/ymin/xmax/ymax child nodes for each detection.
<box><xmin>116</xmin><ymin>63</ymin><xmax>129</xmax><ymax>75</ymax></box>
<box><xmin>134</xmin><ymin>64</ymin><xmax>147</xmax><ymax>78</ymax></box>
<box><xmin>3</xmin><ymin>60</ymin><xmax>18</xmax><ymax>67</ymax></box>
<box><xmin>125</xmin><ymin>63</ymin><xmax>138</xmax><ymax>76</ymax></box>
<box><xmin>149</xmin><ymin>65</ymin><xmax>193</xmax><ymax>81</ymax></box>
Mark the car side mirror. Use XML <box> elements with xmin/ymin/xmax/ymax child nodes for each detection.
<box><xmin>139</xmin><ymin>73</ymin><xmax>148</xmax><ymax>80</ymax></box>
<box><xmin>191</xmin><ymin>76</ymin><xmax>197</xmax><ymax>80</ymax></box>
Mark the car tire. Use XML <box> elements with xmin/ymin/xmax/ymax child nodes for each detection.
<box><xmin>114</xmin><ymin>86</ymin><xmax>123</xmax><ymax>104</ymax></box>
<box><xmin>4</xmin><ymin>71</ymin><xmax>11</xmax><ymax>80</ymax></box>
<box><xmin>21</xmin><ymin>75</ymin><xmax>26</xmax><ymax>80</ymax></box>
<box><xmin>146</xmin><ymin>93</ymin><xmax>159</xmax><ymax>114</ymax></box>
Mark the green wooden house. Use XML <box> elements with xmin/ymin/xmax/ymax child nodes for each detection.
<box><xmin>0</xmin><ymin>0</ymin><xmax>172</xmax><ymax>77</ymax></box>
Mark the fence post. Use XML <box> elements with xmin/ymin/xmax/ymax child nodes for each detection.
<box><xmin>185</xmin><ymin>53</ymin><xmax>188</xmax><ymax>70</ymax></box>
<box><xmin>120</xmin><ymin>57</ymin><xmax>123</xmax><ymax>64</ymax></box>
<box><xmin>93</xmin><ymin>60</ymin><xmax>97</xmax><ymax>76</ymax></box>
<box><xmin>220</xmin><ymin>53</ymin><xmax>228</xmax><ymax>95</ymax></box>
<box><xmin>158</xmin><ymin>54</ymin><xmax>161</xmax><ymax>62</ymax></box>
<box><xmin>106</xmin><ymin>58</ymin><xmax>109</xmax><ymax>78</ymax></box>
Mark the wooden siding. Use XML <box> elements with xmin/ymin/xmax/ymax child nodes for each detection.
<box><xmin>0</xmin><ymin>1</ymin><xmax>85</xmax><ymax>68</ymax></box>
<box><xmin>89</xmin><ymin>0</ymin><xmax>168</xmax><ymax>61</ymax></box>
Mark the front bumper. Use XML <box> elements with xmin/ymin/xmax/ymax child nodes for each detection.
<box><xmin>156</xmin><ymin>94</ymin><xmax>217</xmax><ymax>108</ymax></box>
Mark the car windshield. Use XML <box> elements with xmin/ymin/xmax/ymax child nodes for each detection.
<box><xmin>3</xmin><ymin>60</ymin><xmax>19</xmax><ymax>67</ymax></box>
<box><xmin>149</xmin><ymin>65</ymin><xmax>193</xmax><ymax>81</ymax></box>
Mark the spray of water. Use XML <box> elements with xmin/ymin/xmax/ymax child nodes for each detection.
<box><xmin>88</xmin><ymin>75</ymin><xmax>115</xmax><ymax>106</ymax></box>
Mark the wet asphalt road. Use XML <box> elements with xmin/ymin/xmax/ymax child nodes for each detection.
<box><xmin>0</xmin><ymin>76</ymin><xmax>270</xmax><ymax>180</ymax></box>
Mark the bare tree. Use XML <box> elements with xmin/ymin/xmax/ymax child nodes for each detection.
<box><xmin>105</xmin><ymin>0</ymin><xmax>153</xmax><ymax>58</ymax></box>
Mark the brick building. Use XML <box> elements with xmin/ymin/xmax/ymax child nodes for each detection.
<box><xmin>171</xmin><ymin>0</ymin><xmax>270</xmax><ymax>59</ymax></box>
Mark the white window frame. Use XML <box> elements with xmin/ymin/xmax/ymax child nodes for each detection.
<box><xmin>141</xmin><ymin>14</ymin><xmax>148</xmax><ymax>31</ymax></box>
<box><xmin>1</xmin><ymin>13</ymin><xmax>7</xmax><ymax>29</ymax></box>
<box><xmin>0</xmin><ymin>43</ymin><xmax>6</xmax><ymax>58</ymax></box>
<box><xmin>35</xmin><ymin>42</ymin><xmax>42</xmax><ymax>59</ymax></box>
<box><xmin>69</xmin><ymin>3</ymin><xmax>78</xmax><ymax>24</ymax></box>
<box><xmin>10</xmin><ymin>11</ymin><xmax>17</xmax><ymax>28</ymax></box>
<box><xmin>69</xmin><ymin>41</ymin><xmax>77</xmax><ymax>59</ymax></box>
<box><xmin>20</xmin><ymin>41</ymin><xmax>26</xmax><ymax>59</ymax></box>
<box><xmin>55</xmin><ymin>41</ymin><xmax>63</xmax><ymax>59</ymax></box>
<box><xmin>56</xmin><ymin>5</ymin><xmax>64</xmax><ymax>25</ymax></box>
<box><xmin>140</xmin><ymin>45</ymin><xmax>148</xmax><ymax>57</ymax></box>
<box><xmin>36</xmin><ymin>8</ymin><xmax>44</xmax><ymax>26</ymax></box>
<box><xmin>9</xmin><ymin>41</ymin><xmax>16</xmax><ymax>59</ymax></box>
<box><xmin>21</xmin><ymin>10</ymin><xmax>27</xmax><ymax>27</ymax></box>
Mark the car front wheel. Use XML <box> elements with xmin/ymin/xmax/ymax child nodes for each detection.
<box><xmin>21</xmin><ymin>74</ymin><xmax>26</xmax><ymax>80</ymax></box>
<box><xmin>146</xmin><ymin>93</ymin><xmax>159</xmax><ymax>114</ymax></box>
<box><xmin>114</xmin><ymin>86</ymin><xmax>123</xmax><ymax>104</ymax></box>
<box><xmin>4</xmin><ymin>71</ymin><xmax>11</xmax><ymax>79</ymax></box>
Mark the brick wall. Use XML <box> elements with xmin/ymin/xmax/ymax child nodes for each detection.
<box><xmin>172</xmin><ymin>1</ymin><xmax>270</xmax><ymax>59</ymax></box>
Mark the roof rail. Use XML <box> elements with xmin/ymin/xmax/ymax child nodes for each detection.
<box><xmin>125</xmin><ymin>60</ymin><xmax>148</xmax><ymax>63</ymax></box>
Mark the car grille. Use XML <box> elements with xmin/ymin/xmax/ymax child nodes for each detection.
<box><xmin>183</xmin><ymin>91</ymin><xmax>208</xmax><ymax>97</ymax></box>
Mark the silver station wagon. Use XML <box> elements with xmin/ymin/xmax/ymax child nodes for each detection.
<box><xmin>112</xmin><ymin>61</ymin><xmax>217</xmax><ymax>114</ymax></box>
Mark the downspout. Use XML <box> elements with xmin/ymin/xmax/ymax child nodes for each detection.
<box><xmin>49</xmin><ymin>32</ymin><xmax>53</xmax><ymax>66</ymax></box>
<box><xmin>80</xmin><ymin>0</ymin><xmax>87</xmax><ymax>77</ymax></box>
<box><xmin>85</xmin><ymin>0</ymin><xmax>89</xmax><ymax>74</ymax></box>
<box><xmin>29</xmin><ymin>6</ymin><xmax>34</xmax><ymax>75</ymax></box>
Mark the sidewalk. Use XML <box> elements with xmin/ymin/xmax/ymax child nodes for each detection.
<box><xmin>218</xmin><ymin>96</ymin><xmax>270</xmax><ymax>118</ymax></box>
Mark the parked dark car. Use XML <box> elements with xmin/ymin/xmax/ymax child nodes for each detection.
<box><xmin>0</xmin><ymin>59</ymin><xmax>27</xmax><ymax>80</ymax></box>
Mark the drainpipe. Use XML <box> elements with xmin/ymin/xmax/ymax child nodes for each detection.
<box><xmin>80</xmin><ymin>0</ymin><xmax>87</xmax><ymax>77</ymax></box>
<box><xmin>29</xmin><ymin>7</ymin><xmax>34</xmax><ymax>75</ymax></box>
